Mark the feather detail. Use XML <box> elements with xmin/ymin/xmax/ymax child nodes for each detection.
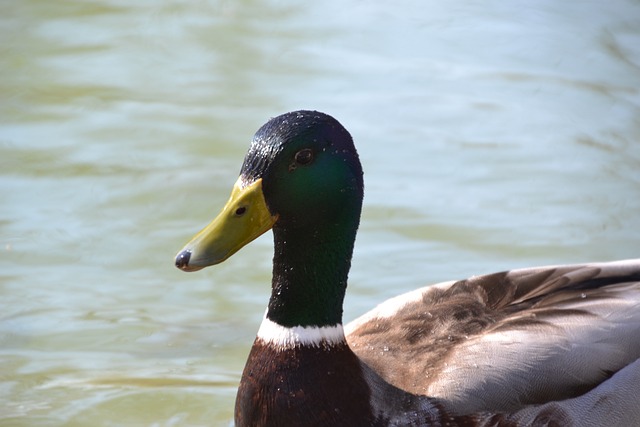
<box><xmin>346</xmin><ymin>260</ymin><xmax>640</xmax><ymax>415</ymax></box>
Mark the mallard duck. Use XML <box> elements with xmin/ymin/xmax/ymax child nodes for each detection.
<box><xmin>175</xmin><ymin>110</ymin><xmax>640</xmax><ymax>426</ymax></box>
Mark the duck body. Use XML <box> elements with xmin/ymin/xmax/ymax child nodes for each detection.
<box><xmin>347</xmin><ymin>261</ymin><xmax>640</xmax><ymax>425</ymax></box>
<box><xmin>175</xmin><ymin>111</ymin><xmax>640</xmax><ymax>426</ymax></box>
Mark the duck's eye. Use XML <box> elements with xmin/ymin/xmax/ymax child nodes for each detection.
<box><xmin>235</xmin><ymin>206</ymin><xmax>247</xmax><ymax>216</ymax></box>
<box><xmin>294</xmin><ymin>148</ymin><xmax>314</xmax><ymax>166</ymax></box>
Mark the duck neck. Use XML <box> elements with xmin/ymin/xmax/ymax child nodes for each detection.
<box><xmin>266</xmin><ymin>217</ymin><xmax>359</xmax><ymax>329</ymax></box>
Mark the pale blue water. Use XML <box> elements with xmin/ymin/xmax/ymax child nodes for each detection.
<box><xmin>2</xmin><ymin>1</ymin><xmax>640</xmax><ymax>425</ymax></box>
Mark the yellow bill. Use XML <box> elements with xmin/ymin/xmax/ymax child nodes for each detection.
<box><xmin>175</xmin><ymin>178</ymin><xmax>277</xmax><ymax>272</ymax></box>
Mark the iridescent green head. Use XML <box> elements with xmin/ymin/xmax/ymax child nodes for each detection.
<box><xmin>176</xmin><ymin>110</ymin><xmax>364</xmax><ymax>275</ymax></box>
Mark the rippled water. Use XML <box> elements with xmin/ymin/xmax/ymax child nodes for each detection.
<box><xmin>2</xmin><ymin>1</ymin><xmax>640</xmax><ymax>425</ymax></box>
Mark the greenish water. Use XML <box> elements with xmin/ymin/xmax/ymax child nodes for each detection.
<box><xmin>2</xmin><ymin>1</ymin><xmax>640</xmax><ymax>425</ymax></box>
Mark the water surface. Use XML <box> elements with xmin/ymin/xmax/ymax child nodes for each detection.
<box><xmin>2</xmin><ymin>1</ymin><xmax>640</xmax><ymax>425</ymax></box>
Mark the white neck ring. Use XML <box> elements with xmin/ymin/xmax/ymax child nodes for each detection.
<box><xmin>256</xmin><ymin>316</ymin><xmax>346</xmax><ymax>350</ymax></box>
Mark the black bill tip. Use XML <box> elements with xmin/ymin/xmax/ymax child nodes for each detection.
<box><xmin>175</xmin><ymin>250</ymin><xmax>192</xmax><ymax>271</ymax></box>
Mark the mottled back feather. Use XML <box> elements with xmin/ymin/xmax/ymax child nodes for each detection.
<box><xmin>346</xmin><ymin>260</ymin><xmax>640</xmax><ymax>415</ymax></box>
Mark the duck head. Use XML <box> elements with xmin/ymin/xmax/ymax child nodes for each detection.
<box><xmin>175</xmin><ymin>110</ymin><xmax>364</xmax><ymax>273</ymax></box>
